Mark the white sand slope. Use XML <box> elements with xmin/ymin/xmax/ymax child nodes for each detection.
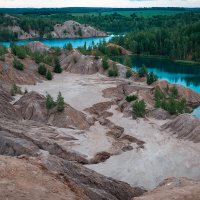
<box><xmin>20</xmin><ymin>72</ymin><xmax>200</xmax><ymax>190</ymax></box>
<box><xmin>21</xmin><ymin>72</ymin><xmax>117</xmax><ymax>111</ymax></box>
<box><xmin>87</xmin><ymin>106</ymin><xmax>200</xmax><ymax>189</ymax></box>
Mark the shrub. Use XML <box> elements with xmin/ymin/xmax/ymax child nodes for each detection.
<box><xmin>46</xmin><ymin>70</ymin><xmax>52</xmax><ymax>80</ymax></box>
<box><xmin>51</xmin><ymin>47</ymin><xmax>62</xmax><ymax>56</ymax></box>
<box><xmin>38</xmin><ymin>65</ymin><xmax>47</xmax><ymax>76</ymax></box>
<box><xmin>170</xmin><ymin>86</ymin><xmax>178</xmax><ymax>98</ymax></box>
<box><xmin>32</xmin><ymin>51</ymin><xmax>43</xmax><ymax>64</ymax></box>
<box><xmin>126</xmin><ymin>68</ymin><xmax>132</xmax><ymax>78</ymax></box>
<box><xmin>102</xmin><ymin>56</ymin><xmax>109</xmax><ymax>70</ymax></box>
<box><xmin>154</xmin><ymin>88</ymin><xmax>189</xmax><ymax>115</ymax></box>
<box><xmin>108</xmin><ymin>46</ymin><xmax>120</xmax><ymax>56</ymax></box>
<box><xmin>94</xmin><ymin>51</ymin><xmax>100</xmax><ymax>60</ymax></box>
<box><xmin>124</xmin><ymin>56</ymin><xmax>132</xmax><ymax>68</ymax></box>
<box><xmin>176</xmin><ymin>98</ymin><xmax>188</xmax><ymax>114</ymax></box>
<box><xmin>126</xmin><ymin>95</ymin><xmax>138</xmax><ymax>102</ymax></box>
<box><xmin>108</xmin><ymin>69</ymin><xmax>114</xmax><ymax>77</ymax></box>
<box><xmin>10</xmin><ymin>83</ymin><xmax>20</xmax><ymax>96</ymax></box>
<box><xmin>147</xmin><ymin>72</ymin><xmax>158</xmax><ymax>85</ymax></box>
<box><xmin>0</xmin><ymin>43</ymin><xmax>6</xmax><ymax>57</ymax></box>
<box><xmin>13</xmin><ymin>58</ymin><xmax>24</xmax><ymax>71</ymax></box>
<box><xmin>64</xmin><ymin>43</ymin><xmax>73</xmax><ymax>51</ymax></box>
<box><xmin>54</xmin><ymin>57</ymin><xmax>62</xmax><ymax>73</ymax></box>
<box><xmin>108</xmin><ymin>64</ymin><xmax>118</xmax><ymax>77</ymax></box>
<box><xmin>46</xmin><ymin>94</ymin><xmax>56</xmax><ymax>110</ymax></box>
<box><xmin>154</xmin><ymin>88</ymin><xmax>165</xmax><ymax>108</ymax></box>
<box><xmin>56</xmin><ymin>92</ymin><xmax>65</xmax><ymax>112</ymax></box>
<box><xmin>138</xmin><ymin>64</ymin><xmax>148</xmax><ymax>77</ymax></box>
<box><xmin>10</xmin><ymin>88</ymin><xmax>16</xmax><ymax>96</ymax></box>
<box><xmin>164</xmin><ymin>98</ymin><xmax>177</xmax><ymax>115</ymax></box>
<box><xmin>31</xmin><ymin>51</ymin><xmax>54</xmax><ymax>66</ymax></box>
<box><xmin>11</xmin><ymin>45</ymin><xmax>27</xmax><ymax>59</ymax></box>
<box><xmin>133</xmin><ymin>100</ymin><xmax>146</xmax><ymax>118</ymax></box>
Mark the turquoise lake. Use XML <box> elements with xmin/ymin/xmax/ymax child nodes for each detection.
<box><xmin>2</xmin><ymin>36</ymin><xmax>113</xmax><ymax>48</ymax></box>
<box><xmin>2</xmin><ymin>37</ymin><xmax>200</xmax><ymax>118</ymax></box>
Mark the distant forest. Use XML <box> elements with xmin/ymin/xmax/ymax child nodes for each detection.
<box><xmin>0</xmin><ymin>7</ymin><xmax>200</xmax><ymax>61</ymax></box>
<box><xmin>0</xmin><ymin>7</ymin><xmax>198</xmax><ymax>14</ymax></box>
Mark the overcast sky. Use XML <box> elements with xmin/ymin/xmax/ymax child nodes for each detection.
<box><xmin>0</xmin><ymin>0</ymin><xmax>200</xmax><ymax>8</ymax></box>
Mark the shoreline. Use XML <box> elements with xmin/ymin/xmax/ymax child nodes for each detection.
<box><xmin>0</xmin><ymin>34</ymin><xmax>110</xmax><ymax>43</ymax></box>
<box><xmin>112</xmin><ymin>54</ymin><xmax>200</xmax><ymax>66</ymax></box>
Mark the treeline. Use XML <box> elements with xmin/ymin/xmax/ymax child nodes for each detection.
<box><xmin>0</xmin><ymin>7</ymin><xmax>191</xmax><ymax>14</ymax></box>
<box><xmin>0</xmin><ymin>11</ymin><xmax>200</xmax><ymax>61</ymax></box>
<box><xmin>111</xmin><ymin>13</ymin><xmax>200</xmax><ymax>61</ymax></box>
<box><xmin>1</xmin><ymin>11</ymin><xmax>200</xmax><ymax>40</ymax></box>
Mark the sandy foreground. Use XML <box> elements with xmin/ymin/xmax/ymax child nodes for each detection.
<box><xmin>21</xmin><ymin>72</ymin><xmax>200</xmax><ymax>190</ymax></box>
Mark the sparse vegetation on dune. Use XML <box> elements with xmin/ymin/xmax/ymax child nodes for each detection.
<box><xmin>13</xmin><ymin>58</ymin><xmax>24</xmax><ymax>71</ymax></box>
<box><xmin>154</xmin><ymin>87</ymin><xmax>189</xmax><ymax>115</ymax></box>
<box><xmin>133</xmin><ymin>100</ymin><xmax>146</xmax><ymax>118</ymax></box>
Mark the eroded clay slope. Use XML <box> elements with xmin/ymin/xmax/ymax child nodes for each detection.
<box><xmin>133</xmin><ymin>177</ymin><xmax>200</xmax><ymax>200</ymax></box>
<box><xmin>162</xmin><ymin>114</ymin><xmax>200</xmax><ymax>143</ymax></box>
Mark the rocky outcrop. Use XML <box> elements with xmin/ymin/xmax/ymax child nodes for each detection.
<box><xmin>134</xmin><ymin>177</ymin><xmax>200</xmax><ymax>200</ymax></box>
<box><xmin>2</xmin><ymin>20</ymin><xmax>106</xmax><ymax>40</ymax></box>
<box><xmin>26</xmin><ymin>41</ymin><xmax>50</xmax><ymax>53</ymax></box>
<box><xmin>84</xmin><ymin>101</ymin><xmax>113</xmax><ymax>116</ymax></box>
<box><xmin>0</xmin><ymin>88</ymin><xmax>21</xmax><ymax>120</ymax></box>
<box><xmin>49</xmin><ymin>104</ymin><xmax>92</xmax><ymax>130</ymax></box>
<box><xmin>7</xmin><ymin>25</ymin><xmax>40</xmax><ymax>40</ymax></box>
<box><xmin>60</xmin><ymin>49</ymin><xmax>129</xmax><ymax>78</ymax></box>
<box><xmin>0</xmin><ymin>155</ymin><xmax>88</xmax><ymax>200</ymax></box>
<box><xmin>0</xmin><ymin>130</ymin><xmax>40</xmax><ymax>156</ymax></box>
<box><xmin>0</xmin><ymin>154</ymin><xmax>145</xmax><ymax>200</ymax></box>
<box><xmin>51</xmin><ymin>20</ymin><xmax>106</xmax><ymax>39</ymax></box>
<box><xmin>39</xmin><ymin>154</ymin><xmax>145</xmax><ymax>200</ymax></box>
<box><xmin>14</xmin><ymin>91</ymin><xmax>48</xmax><ymax>122</ymax></box>
<box><xmin>147</xmin><ymin>108</ymin><xmax>171</xmax><ymax>120</ymax></box>
<box><xmin>14</xmin><ymin>91</ymin><xmax>91</xmax><ymax>130</ymax></box>
<box><xmin>0</xmin><ymin>87</ymin><xmax>13</xmax><ymax>102</ymax></box>
<box><xmin>162</xmin><ymin>114</ymin><xmax>200</xmax><ymax>143</ymax></box>
<box><xmin>107</xmin><ymin>43</ymin><xmax>132</xmax><ymax>55</ymax></box>
<box><xmin>60</xmin><ymin>49</ymin><xmax>104</xmax><ymax>74</ymax></box>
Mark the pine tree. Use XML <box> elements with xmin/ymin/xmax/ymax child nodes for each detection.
<box><xmin>38</xmin><ymin>65</ymin><xmax>47</xmax><ymax>76</ymax></box>
<box><xmin>147</xmin><ymin>72</ymin><xmax>158</xmax><ymax>85</ymax></box>
<box><xmin>124</xmin><ymin>56</ymin><xmax>132</xmax><ymax>68</ymax></box>
<box><xmin>126</xmin><ymin>68</ymin><xmax>132</xmax><ymax>78</ymax></box>
<box><xmin>54</xmin><ymin>57</ymin><xmax>62</xmax><ymax>73</ymax></box>
<box><xmin>64</xmin><ymin>43</ymin><xmax>73</xmax><ymax>51</ymax></box>
<box><xmin>133</xmin><ymin>100</ymin><xmax>146</xmax><ymax>118</ymax></box>
<box><xmin>56</xmin><ymin>92</ymin><xmax>65</xmax><ymax>112</ymax></box>
<box><xmin>102</xmin><ymin>56</ymin><xmax>109</xmax><ymax>70</ymax></box>
<box><xmin>138</xmin><ymin>64</ymin><xmax>148</xmax><ymax>77</ymax></box>
<box><xmin>46</xmin><ymin>70</ymin><xmax>52</xmax><ymax>80</ymax></box>
<box><xmin>46</xmin><ymin>94</ymin><xmax>55</xmax><ymax>110</ymax></box>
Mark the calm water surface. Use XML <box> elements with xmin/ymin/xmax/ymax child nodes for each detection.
<box><xmin>2</xmin><ymin>35</ymin><xmax>113</xmax><ymax>48</ymax></box>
